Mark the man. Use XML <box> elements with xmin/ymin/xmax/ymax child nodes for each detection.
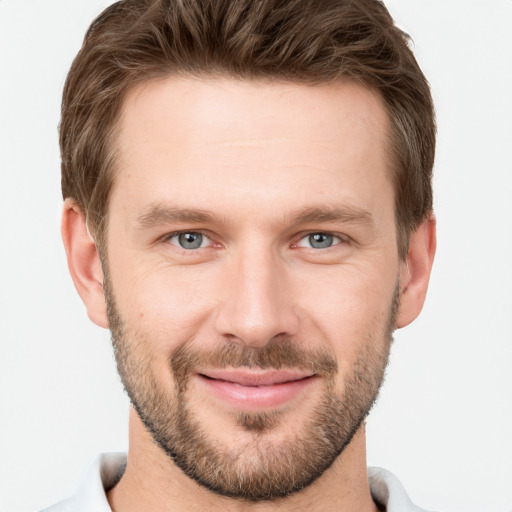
<box><xmin>47</xmin><ymin>0</ymin><xmax>436</xmax><ymax>510</ymax></box>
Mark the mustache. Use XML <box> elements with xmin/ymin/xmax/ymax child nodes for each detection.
<box><xmin>170</xmin><ymin>338</ymin><xmax>338</xmax><ymax>392</ymax></box>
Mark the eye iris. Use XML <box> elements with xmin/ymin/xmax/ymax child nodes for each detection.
<box><xmin>178</xmin><ymin>232</ymin><xmax>203</xmax><ymax>249</ymax></box>
<box><xmin>309</xmin><ymin>233</ymin><xmax>333</xmax><ymax>249</ymax></box>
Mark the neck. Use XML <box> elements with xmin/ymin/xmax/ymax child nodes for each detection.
<box><xmin>107</xmin><ymin>409</ymin><xmax>378</xmax><ymax>512</ymax></box>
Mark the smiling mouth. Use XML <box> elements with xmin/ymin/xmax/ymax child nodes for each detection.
<box><xmin>195</xmin><ymin>369</ymin><xmax>317</xmax><ymax>410</ymax></box>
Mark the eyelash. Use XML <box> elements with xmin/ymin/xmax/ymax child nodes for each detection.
<box><xmin>293</xmin><ymin>232</ymin><xmax>347</xmax><ymax>250</ymax></box>
<box><xmin>162</xmin><ymin>230</ymin><xmax>349</xmax><ymax>251</ymax></box>
<box><xmin>164</xmin><ymin>231</ymin><xmax>216</xmax><ymax>251</ymax></box>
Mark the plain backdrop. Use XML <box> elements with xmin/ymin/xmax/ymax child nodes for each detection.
<box><xmin>1</xmin><ymin>1</ymin><xmax>511</xmax><ymax>511</ymax></box>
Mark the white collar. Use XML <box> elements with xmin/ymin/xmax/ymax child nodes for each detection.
<box><xmin>368</xmin><ymin>467</ymin><xmax>434</xmax><ymax>511</ymax></box>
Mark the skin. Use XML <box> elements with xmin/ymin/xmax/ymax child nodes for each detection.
<box><xmin>62</xmin><ymin>77</ymin><xmax>436</xmax><ymax>511</ymax></box>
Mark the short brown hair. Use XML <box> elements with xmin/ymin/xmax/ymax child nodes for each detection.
<box><xmin>60</xmin><ymin>0</ymin><xmax>435</xmax><ymax>258</ymax></box>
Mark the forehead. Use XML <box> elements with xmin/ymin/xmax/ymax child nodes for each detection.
<box><xmin>111</xmin><ymin>76</ymin><xmax>392</xmax><ymax>225</ymax></box>
<box><xmin>117</xmin><ymin>76</ymin><xmax>389</xmax><ymax>158</ymax></box>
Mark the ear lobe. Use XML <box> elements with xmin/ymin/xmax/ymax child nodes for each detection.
<box><xmin>396</xmin><ymin>215</ymin><xmax>436</xmax><ymax>329</ymax></box>
<box><xmin>61</xmin><ymin>199</ymin><xmax>109</xmax><ymax>328</ymax></box>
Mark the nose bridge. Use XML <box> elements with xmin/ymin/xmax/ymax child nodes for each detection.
<box><xmin>215</xmin><ymin>240</ymin><xmax>298</xmax><ymax>347</ymax></box>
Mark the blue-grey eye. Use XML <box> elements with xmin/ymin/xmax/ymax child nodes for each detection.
<box><xmin>297</xmin><ymin>232</ymin><xmax>341</xmax><ymax>249</ymax></box>
<box><xmin>170</xmin><ymin>232</ymin><xmax>207</xmax><ymax>250</ymax></box>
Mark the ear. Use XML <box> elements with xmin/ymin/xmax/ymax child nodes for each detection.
<box><xmin>396</xmin><ymin>215</ymin><xmax>436</xmax><ymax>329</ymax></box>
<box><xmin>61</xmin><ymin>199</ymin><xmax>109</xmax><ymax>328</ymax></box>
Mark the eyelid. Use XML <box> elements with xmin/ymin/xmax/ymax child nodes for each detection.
<box><xmin>293</xmin><ymin>231</ymin><xmax>349</xmax><ymax>249</ymax></box>
<box><xmin>159</xmin><ymin>229</ymin><xmax>350</xmax><ymax>250</ymax></box>
<box><xmin>163</xmin><ymin>230</ymin><xmax>215</xmax><ymax>248</ymax></box>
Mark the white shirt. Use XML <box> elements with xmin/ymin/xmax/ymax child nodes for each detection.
<box><xmin>41</xmin><ymin>453</ymin><xmax>434</xmax><ymax>512</ymax></box>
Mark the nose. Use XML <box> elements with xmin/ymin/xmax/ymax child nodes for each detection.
<box><xmin>214</xmin><ymin>246</ymin><xmax>299</xmax><ymax>348</ymax></box>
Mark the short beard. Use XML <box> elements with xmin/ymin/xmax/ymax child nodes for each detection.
<box><xmin>105</xmin><ymin>272</ymin><xmax>398</xmax><ymax>501</ymax></box>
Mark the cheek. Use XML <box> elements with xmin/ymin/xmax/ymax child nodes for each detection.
<box><xmin>295</xmin><ymin>266</ymin><xmax>396</xmax><ymax>361</ymax></box>
<box><xmin>110</xmin><ymin>259</ymin><xmax>220</xmax><ymax>353</ymax></box>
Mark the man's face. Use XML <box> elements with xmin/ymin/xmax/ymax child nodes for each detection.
<box><xmin>104</xmin><ymin>77</ymin><xmax>401</xmax><ymax>500</ymax></box>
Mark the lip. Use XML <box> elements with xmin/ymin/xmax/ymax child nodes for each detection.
<box><xmin>195</xmin><ymin>369</ymin><xmax>317</xmax><ymax>411</ymax></box>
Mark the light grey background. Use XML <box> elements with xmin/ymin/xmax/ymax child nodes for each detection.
<box><xmin>1</xmin><ymin>1</ymin><xmax>511</xmax><ymax>511</ymax></box>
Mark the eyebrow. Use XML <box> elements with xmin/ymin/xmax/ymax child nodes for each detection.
<box><xmin>136</xmin><ymin>204</ymin><xmax>216</xmax><ymax>228</ymax></box>
<box><xmin>135</xmin><ymin>203</ymin><xmax>374</xmax><ymax>229</ymax></box>
<box><xmin>290</xmin><ymin>206</ymin><xmax>375</xmax><ymax>227</ymax></box>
